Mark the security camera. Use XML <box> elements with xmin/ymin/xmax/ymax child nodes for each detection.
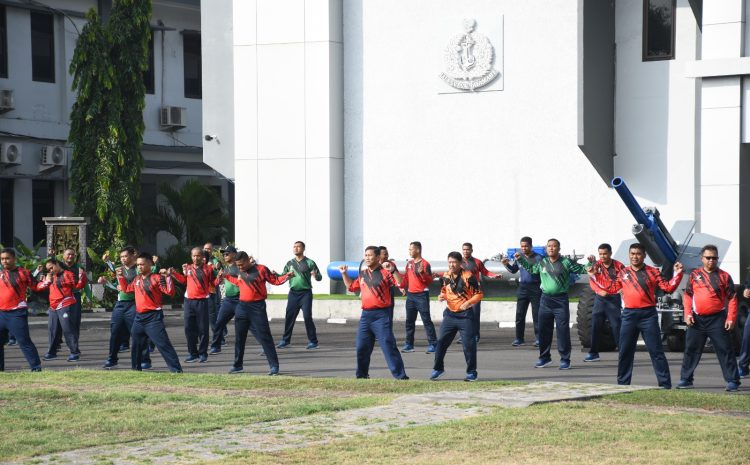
<box><xmin>204</xmin><ymin>134</ymin><xmax>217</xmax><ymax>141</ymax></box>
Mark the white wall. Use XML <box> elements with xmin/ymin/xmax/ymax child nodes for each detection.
<box><xmin>614</xmin><ymin>0</ymin><xmax>699</xmax><ymax>223</ymax></box>
<box><xmin>343</xmin><ymin>0</ymin><xmax>626</xmax><ymax>265</ymax></box>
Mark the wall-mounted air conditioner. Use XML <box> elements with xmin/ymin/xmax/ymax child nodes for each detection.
<box><xmin>0</xmin><ymin>90</ymin><xmax>14</xmax><ymax>113</ymax></box>
<box><xmin>160</xmin><ymin>106</ymin><xmax>187</xmax><ymax>130</ymax></box>
<box><xmin>0</xmin><ymin>143</ymin><xmax>22</xmax><ymax>164</ymax></box>
<box><xmin>39</xmin><ymin>145</ymin><xmax>67</xmax><ymax>171</ymax></box>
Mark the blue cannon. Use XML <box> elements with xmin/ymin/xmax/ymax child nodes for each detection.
<box><xmin>611</xmin><ymin>177</ymin><xmax>679</xmax><ymax>268</ymax></box>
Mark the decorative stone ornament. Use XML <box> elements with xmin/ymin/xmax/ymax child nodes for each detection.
<box><xmin>440</xmin><ymin>19</ymin><xmax>499</xmax><ymax>91</ymax></box>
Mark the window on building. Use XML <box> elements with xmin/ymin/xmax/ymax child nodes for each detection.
<box><xmin>144</xmin><ymin>33</ymin><xmax>155</xmax><ymax>94</ymax></box>
<box><xmin>31</xmin><ymin>11</ymin><xmax>55</xmax><ymax>82</ymax></box>
<box><xmin>183</xmin><ymin>32</ymin><xmax>201</xmax><ymax>99</ymax></box>
<box><xmin>0</xmin><ymin>7</ymin><xmax>8</xmax><ymax>79</ymax></box>
<box><xmin>643</xmin><ymin>0</ymin><xmax>675</xmax><ymax>61</ymax></box>
<box><xmin>0</xmin><ymin>179</ymin><xmax>13</xmax><ymax>246</ymax></box>
<box><xmin>32</xmin><ymin>180</ymin><xmax>54</xmax><ymax>245</ymax></box>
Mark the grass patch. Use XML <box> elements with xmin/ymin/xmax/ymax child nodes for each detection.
<box><xmin>215</xmin><ymin>400</ymin><xmax>750</xmax><ymax>465</ymax></box>
<box><xmin>596</xmin><ymin>389</ymin><xmax>750</xmax><ymax>413</ymax></box>
<box><xmin>0</xmin><ymin>371</ymin><xmax>514</xmax><ymax>461</ymax></box>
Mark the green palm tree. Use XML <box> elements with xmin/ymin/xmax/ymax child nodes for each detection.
<box><xmin>145</xmin><ymin>180</ymin><xmax>231</xmax><ymax>247</ymax></box>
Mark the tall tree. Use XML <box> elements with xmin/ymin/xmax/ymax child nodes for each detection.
<box><xmin>69</xmin><ymin>0</ymin><xmax>152</xmax><ymax>250</ymax></box>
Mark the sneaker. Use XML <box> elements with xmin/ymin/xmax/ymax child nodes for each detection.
<box><xmin>583</xmin><ymin>353</ymin><xmax>600</xmax><ymax>362</ymax></box>
<box><xmin>118</xmin><ymin>345</ymin><xmax>129</xmax><ymax>353</ymax></box>
<box><xmin>559</xmin><ymin>360</ymin><xmax>571</xmax><ymax>370</ymax></box>
<box><xmin>199</xmin><ymin>355</ymin><xmax>208</xmax><ymax>363</ymax></box>
<box><xmin>140</xmin><ymin>362</ymin><xmax>152</xmax><ymax>370</ymax></box>
<box><xmin>228</xmin><ymin>366</ymin><xmax>244</xmax><ymax>374</ymax></box>
<box><xmin>534</xmin><ymin>358</ymin><xmax>552</xmax><ymax>368</ymax></box>
<box><xmin>67</xmin><ymin>354</ymin><xmax>80</xmax><ymax>362</ymax></box>
<box><xmin>306</xmin><ymin>342</ymin><xmax>319</xmax><ymax>350</ymax></box>
<box><xmin>268</xmin><ymin>366</ymin><xmax>279</xmax><ymax>376</ymax></box>
<box><xmin>43</xmin><ymin>353</ymin><xmax>57</xmax><ymax>361</ymax></box>
<box><xmin>276</xmin><ymin>340</ymin><xmax>290</xmax><ymax>349</ymax></box>
<box><xmin>739</xmin><ymin>366</ymin><xmax>749</xmax><ymax>378</ymax></box>
<box><xmin>8</xmin><ymin>337</ymin><xmax>17</xmax><ymax>346</ymax></box>
<box><xmin>30</xmin><ymin>366</ymin><xmax>42</xmax><ymax>372</ymax></box>
<box><xmin>397</xmin><ymin>376</ymin><xmax>410</xmax><ymax>380</ymax></box>
<box><xmin>356</xmin><ymin>374</ymin><xmax>370</xmax><ymax>379</ymax></box>
<box><xmin>676</xmin><ymin>379</ymin><xmax>694</xmax><ymax>389</ymax></box>
<box><xmin>401</xmin><ymin>344</ymin><xmax>415</xmax><ymax>353</ymax></box>
<box><xmin>429</xmin><ymin>369</ymin><xmax>445</xmax><ymax>380</ymax></box>
<box><xmin>425</xmin><ymin>344</ymin><xmax>436</xmax><ymax>354</ymax></box>
<box><xmin>102</xmin><ymin>360</ymin><xmax>118</xmax><ymax>369</ymax></box>
<box><xmin>184</xmin><ymin>355</ymin><xmax>200</xmax><ymax>363</ymax></box>
<box><xmin>464</xmin><ymin>372</ymin><xmax>478</xmax><ymax>382</ymax></box>
<box><xmin>209</xmin><ymin>348</ymin><xmax>221</xmax><ymax>355</ymax></box>
<box><xmin>533</xmin><ymin>340</ymin><xmax>540</xmax><ymax>347</ymax></box>
<box><xmin>511</xmin><ymin>339</ymin><xmax>524</xmax><ymax>347</ymax></box>
<box><xmin>726</xmin><ymin>381</ymin><xmax>740</xmax><ymax>392</ymax></box>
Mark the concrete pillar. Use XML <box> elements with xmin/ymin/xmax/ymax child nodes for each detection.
<box><xmin>224</xmin><ymin>0</ymin><xmax>344</xmax><ymax>292</ymax></box>
<box><xmin>13</xmin><ymin>178</ymin><xmax>33</xmax><ymax>247</ymax></box>
<box><xmin>698</xmin><ymin>2</ymin><xmax>745</xmax><ymax>278</ymax></box>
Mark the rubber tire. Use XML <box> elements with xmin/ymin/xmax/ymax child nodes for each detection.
<box><xmin>576</xmin><ymin>287</ymin><xmax>617</xmax><ymax>351</ymax></box>
<box><xmin>666</xmin><ymin>331</ymin><xmax>685</xmax><ymax>352</ymax></box>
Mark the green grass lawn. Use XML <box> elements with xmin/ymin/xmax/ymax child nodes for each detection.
<box><xmin>0</xmin><ymin>371</ymin><xmax>514</xmax><ymax>461</ymax></box>
<box><xmin>1</xmin><ymin>371</ymin><xmax>745</xmax><ymax>464</ymax></box>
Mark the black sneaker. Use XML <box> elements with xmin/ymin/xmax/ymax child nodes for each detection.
<box><xmin>228</xmin><ymin>366</ymin><xmax>244</xmax><ymax>374</ymax></box>
<box><xmin>102</xmin><ymin>360</ymin><xmax>118</xmax><ymax>369</ymax></box>
<box><xmin>43</xmin><ymin>353</ymin><xmax>57</xmax><ymax>361</ymax></box>
<box><xmin>184</xmin><ymin>355</ymin><xmax>200</xmax><ymax>363</ymax></box>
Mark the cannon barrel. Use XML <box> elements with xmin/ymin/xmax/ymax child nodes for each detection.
<box><xmin>611</xmin><ymin>177</ymin><xmax>678</xmax><ymax>266</ymax></box>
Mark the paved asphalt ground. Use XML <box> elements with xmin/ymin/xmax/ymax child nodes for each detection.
<box><xmin>4</xmin><ymin>310</ymin><xmax>747</xmax><ymax>394</ymax></box>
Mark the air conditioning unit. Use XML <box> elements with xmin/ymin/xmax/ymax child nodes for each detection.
<box><xmin>0</xmin><ymin>143</ymin><xmax>22</xmax><ymax>164</ymax></box>
<box><xmin>39</xmin><ymin>145</ymin><xmax>67</xmax><ymax>170</ymax></box>
<box><xmin>160</xmin><ymin>106</ymin><xmax>187</xmax><ymax>130</ymax></box>
<box><xmin>0</xmin><ymin>90</ymin><xmax>14</xmax><ymax>113</ymax></box>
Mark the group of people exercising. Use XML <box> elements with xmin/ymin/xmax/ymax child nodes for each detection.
<box><xmin>0</xmin><ymin>236</ymin><xmax>748</xmax><ymax>391</ymax></box>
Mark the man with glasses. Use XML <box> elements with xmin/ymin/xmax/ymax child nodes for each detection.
<box><xmin>677</xmin><ymin>245</ymin><xmax>740</xmax><ymax>391</ymax></box>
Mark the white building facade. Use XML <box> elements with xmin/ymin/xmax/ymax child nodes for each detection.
<box><xmin>201</xmin><ymin>0</ymin><xmax>750</xmax><ymax>292</ymax></box>
<box><xmin>0</xmin><ymin>0</ymin><xmax>232</xmax><ymax>254</ymax></box>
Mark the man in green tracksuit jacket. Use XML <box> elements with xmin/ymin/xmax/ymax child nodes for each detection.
<box><xmin>516</xmin><ymin>238</ymin><xmax>592</xmax><ymax>370</ymax></box>
<box><xmin>277</xmin><ymin>241</ymin><xmax>323</xmax><ymax>349</ymax></box>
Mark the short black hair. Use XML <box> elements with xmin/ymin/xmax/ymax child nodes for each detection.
<box><xmin>547</xmin><ymin>238</ymin><xmax>560</xmax><ymax>247</ymax></box>
<box><xmin>700</xmin><ymin>244</ymin><xmax>718</xmax><ymax>255</ymax></box>
<box><xmin>294</xmin><ymin>241</ymin><xmax>306</xmax><ymax>249</ymax></box>
<box><xmin>0</xmin><ymin>248</ymin><xmax>15</xmax><ymax>257</ymax></box>
<box><xmin>365</xmin><ymin>245</ymin><xmax>379</xmax><ymax>255</ymax></box>
<box><xmin>119</xmin><ymin>245</ymin><xmax>136</xmax><ymax>255</ymax></box>
<box><xmin>378</xmin><ymin>246</ymin><xmax>388</xmax><ymax>253</ymax></box>
<box><xmin>447</xmin><ymin>251</ymin><xmax>462</xmax><ymax>261</ymax></box>
<box><xmin>236</xmin><ymin>251</ymin><xmax>250</xmax><ymax>261</ymax></box>
<box><xmin>45</xmin><ymin>257</ymin><xmax>62</xmax><ymax>266</ymax></box>
<box><xmin>520</xmin><ymin>236</ymin><xmax>533</xmax><ymax>246</ymax></box>
<box><xmin>598</xmin><ymin>243</ymin><xmax>612</xmax><ymax>252</ymax></box>
<box><xmin>462</xmin><ymin>242</ymin><xmax>473</xmax><ymax>249</ymax></box>
<box><xmin>137</xmin><ymin>252</ymin><xmax>153</xmax><ymax>262</ymax></box>
<box><xmin>629</xmin><ymin>243</ymin><xmax>646</xmax><ymax>253</ymax></box>
<box><xmin>410</xmin><ymin>241</ymin><xmax>422</xmax><ymax>251</ymax></box>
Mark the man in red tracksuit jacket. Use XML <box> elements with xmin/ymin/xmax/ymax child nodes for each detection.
<box><xmin>599</xmin><ymin>243</ymin><xmax>683</xmax><ymax>389</ymax></box>
<box><xmin>0</xmin><ymin>247</ymin><xmax>43</xmax><ymax>371</ymax></box>
<box><xmin>39</xmin><ymin>257</ymin><xmax>86</xmax><ymax>362</ymax></box>
<box><xmin>117</xmin><ymin>253</ymin><xmax>182</xmax><ymax>372</ymax></box>
<box><xmin>399</xmin><ymin>241</ymin><xmax>437</xmax><ymax>354</ymax></box>
<box><xmin>677</xmin><ymin>245</ymin><xmax>740</xmax><ymax>391</ymax></box>
<box><xmin>172</xmin><ymin>247</ymin><xmax>219</xmax><ymax>363</ymax></box>
<box><xmin>461</xmin><ymin>242</ymin><xmax>501</xmax><ymax>342</ymax></box>
<box><xmin>218</xmin><ymin>251</ymin><xmax>293</xmax><ymax>375</ymax></box>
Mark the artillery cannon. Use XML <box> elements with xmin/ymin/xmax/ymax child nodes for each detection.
<box><xmin>576</xmin><ymin>177</ymin><xmax>746</xmax><ymax>352</ymax></box>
